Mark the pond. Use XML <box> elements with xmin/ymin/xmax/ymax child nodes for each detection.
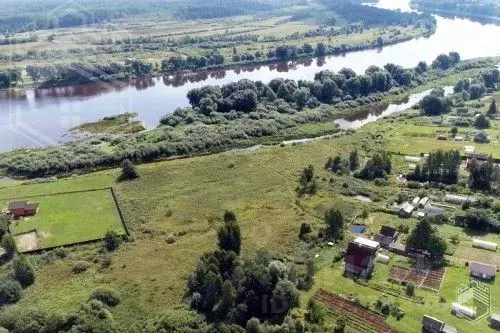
<box><xmin>350</xmin><ymin>225</ymin><xmax>367</xmax><ymax>234</ymax></box>
<box><xmin>1</xmin><ymin>0</ymin><xmax>500</xmax><ymax>152</ymax></box>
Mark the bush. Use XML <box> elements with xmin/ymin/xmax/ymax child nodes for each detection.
<box><xmin>104</xmin><ymin>229</ymin><xmax>122</xmax><ymax>252</ymax></box>
<box><xmin>1</xmin><ymin>234</ymin><xmax>17</xmax><ymax>258</ymax></box>
<box><xmin>405</xmin><ymin>283</ymin><xmax>415</xmax><ymax>297</ymax></box>
<box><xmin>0</xmin><ymin>277</ymin><xmax>22</xmax><ymax>305</ymax></box>
<box><xmin>71</xmin><ymin>261</ymin><xmax>89</xmax><ymax>274</ymax></box>
<box><xmin>120</xmin><ymin>159</ymin><xmax>139</xmax><ymax>180</ymax></box>
<box><xmin>89</xmin><ymin>287</ymin><xmax>121</xmax><ymax>307</ymax></box>
<box><xmin>165</xmin><ymin>234</ymin><xmax>176</xmax><ymax>244</ymax></box>
<box><xmin>100</xmin><ymin>255</ymin><xmax>112</xmax><ymax>270</ymax></box>
<box><xmin>13</xmin><ymin>255</ymin><xmax>36</xmax><ymax>287</ymax></box>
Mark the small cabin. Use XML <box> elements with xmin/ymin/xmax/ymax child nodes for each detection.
<box><xmin>398</xmin><ymin>202</ymin><xmax>415</xmax><ymax>218</ymax></box>
<box><xmin>388</xmin><ymin>242</ymin><xmax>407</xmax><ymax>255</ymax></box>
<box><xmin>374</xmin><ymin>226</ymin><xmax>398</xmax><ymax>248</ymax></box>
<box><xmin>474</xmin><ymin>132</ymin><xmax>490</xmax><ymax>143</ymax></box>
<box><xmin>421</xmin><ymin>315</ymin><xmax>457</xmax><ymax>333</ymax></box>
<box><xmin>469</xmin><ymin>262</ymin><xmax>496</xmax><ymax>281</ymax></box>
<box><xmin>8</xmin><ymin>201</ymin><xmax>39</xmax><ymax>219</ymax></box>
<box><xmin>490</xmin><ymin>314</ymin><xmax>500</xmax><ymax>330</ymax></box>
<box><xmin>412</xmin><ymin>197</ymin><xmax>421</xmax><ymax>206</ymax></box>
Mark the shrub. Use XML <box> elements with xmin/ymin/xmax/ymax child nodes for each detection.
<box><xmin>100</xmin><ymin>255</ymin><xmax>112</xmax><ymax>269</ymax></box>
<box><xmin>13</xmin><ymin>255</ymin><xmax>35</xmax><ymax>287</ymax></box>
<box><xmin>120</xmin><ymin>159</ymin><xmax>139</xmax><ymax>180</ymax></box>
<box><xmin>71</xmin><ymin>261</ymin><xmax>89</xmax><ymax>274</ymax></box>
<box><xmin>1</xmin><ymin>234</ymin><xmax>17</xmax><ymax>258</ymax></box>
<box><xmin>104</xmin><ymin>229</ymin><xmax>122</xmax><ymax>252</ymax></box>
<box><xmin>0</xmin><ymin>277</ymin><xmax>22</xmax><ymax>305</ymax></box>
<box><xmin>165</xmin><ymin>234</ymin><xmax>176</xmax><ymax>244</ymax></box>
<box><xmin>89</xmin><ymin>287</ymin><xmax>121</xmax><ymax>307</ymax></box>
<box><xmin>405</xmin><ymin>283</ymin><xmax>415</xmax><ymax>297</ymax></box>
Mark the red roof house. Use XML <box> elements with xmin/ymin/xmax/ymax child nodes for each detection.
<box><xmin>8</xmin><ymin>201</ymin><xmax>39</xmax><ymax>218</ymax></box>
<box><xmin>344</xmin><ymin>241</ymin><xmax>378</xmax><ymax>278</ymax></box>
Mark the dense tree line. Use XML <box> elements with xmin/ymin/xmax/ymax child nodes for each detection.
<box><xmin>0</xmin><ymin>68</ymin><xmax>22</xmax><ymax>88</ymax></box>
<box><xmin>0</xmin><ymin>35</ymin><xmax>37</xmax><ymax>45</ymax></box>
<box><xmin>410</xmin><ymin>0</ymin><xmax>500</xmax><ymax>19</ymax></box>
<box><xmin>24</xmin><ymin>59</ymin><xmax>152</xmax><ymax>85</ymax></box>
<box><xmin>0</xmin><ymin>0</ymin><xmax>182</xmax><ymax>33</ymax></box>
<box><xmin>174</xmin><ymin>0</ymin><xmax>305</xmax><ymax>19</ymax></box>
<box><xmin>407</xmin><ymin>150</ymin><xmax>461</xmax><ymax>184</ymax></box>
<box><xmin>355</xmin><ymin>151</ymin><xmax>392</xmax><ymax>180</ymax></box>
<box><xmin>320</xmin><ymin>0</ymin><xmax>436</xmax><ymax>28</ymax></box>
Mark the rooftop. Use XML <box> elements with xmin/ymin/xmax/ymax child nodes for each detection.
<box><xmin>353</xmin><ymin>237</ymin><xmax>380</xmax><ymax>249</ymax></box>
<box><xmin>469</xmin><ymin>262</ymin><xmax>496</xmax><ymax>276</ymax></box>
<box><xmin>8</xmin><ymin>201</ymin><xmax>27</xmax><ymax>210</ymax></box>
<box><xmin>380</xmin><ymin>226</ymin><xmax>397</xmax><ymax>238</ymax></box>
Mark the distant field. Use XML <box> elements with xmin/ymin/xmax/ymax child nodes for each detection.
<box><xmin>5</xmin><ymin>189</ymin><xmax>125</xmax><ymax>251</ymax></box>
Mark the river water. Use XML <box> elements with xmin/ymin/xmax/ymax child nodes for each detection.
<box><xmin>0</xmin><ymin>0</ymin><xmax>499</xmax><ymax>152</ymax></box>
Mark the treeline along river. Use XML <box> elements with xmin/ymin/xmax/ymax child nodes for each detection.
<box><xmin>0</xmin><ymin>0</ymin><xmax>499</xmax><ymax>153</ymax></box>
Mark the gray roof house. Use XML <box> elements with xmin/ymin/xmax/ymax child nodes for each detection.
<box><xmin>490</xmin><ymin>314</ymin><xmax>500</xmax><ymax>329</ymax></box>
<box><xmin>398</xmin><ymin>202</ymin><xmax>415</xmax><ymax>218</ymax></box>
<box><xmin>422</xmin><ymin>315</ymin><xmax>458</xmax><ymax>333</ymax></box>
<box><xmin>469</xmin><ymin>262</ymin><xmax>496</xmax><ymax>281</ymax></box>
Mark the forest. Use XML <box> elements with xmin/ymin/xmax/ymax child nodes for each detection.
<box><xmin>410</xmin><ymin>0</ymin><xmax>500</xmax><ymax>19</ymax></box>
<box><xmin>0</xmin><ymin>0</ymin><xmax>305</xmax><ymax>33</ymax></box>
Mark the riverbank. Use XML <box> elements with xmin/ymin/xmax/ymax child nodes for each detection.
<box><xmin>1</xmin><ymin>56</ymin><xmax>497</xmax><ymax>178</ymax></box>
<box><xmin>410</xmin><ymin>0</ymin><xmax>500</xmax><ymax>23</ymax></box>
<box><xmin>0</xmin><ymin>22</ymin><xmax>432</xmax><ymax>92</ymax></box>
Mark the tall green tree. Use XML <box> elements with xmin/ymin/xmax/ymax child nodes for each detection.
<box><xmin>325</xmin><ymin>208</ymin><xmax>343</xmax><ymax>240</ymax></box>
<box><xmin>406</xmin><ymin>219</ymin><xmax>447</xmax><ymax>257</ymax></box>
<box><xmin>13</xmin><ymin>255</ymin><xmax>36</xmax><ymax>287</ymax></box>
<box><xmin>487</xmin><ymin>99</ymin><xmax>497</xmax><ymax>117</ymax></box>
<box><xmin>349</xmin><ymin>149</ymin><xmax>359</xmax><ymax>171</ymax></box>
<box><xmin>218</xmin><ymin>212</ymin><xmax>241</xmax><ymax>255</ymax></box>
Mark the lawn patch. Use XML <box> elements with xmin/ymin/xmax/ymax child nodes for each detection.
<box><xmin>8</xmin><ymin>189</ymin><xmax>125</xmax><ymax>251</ymax></box>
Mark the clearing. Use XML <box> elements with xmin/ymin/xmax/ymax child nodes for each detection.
<box><xmin>6</xmin><ymin>189</ymin><xmax>125</xmax><ymax>251</ymax></box>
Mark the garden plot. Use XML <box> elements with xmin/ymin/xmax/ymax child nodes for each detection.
<box><xmin>314</xmin><ymin>289</ymin><xmax>397</xmax><ymax>333</ymax></box>
<box><xmin>389</xmin><ymin>266</ymin><xmax>445</xmax><ymax>292</ymax></box>
<box><xmin>9</xmin><ymin>189</ymin><xmax>125</xmax><ymax>252</ymax></box>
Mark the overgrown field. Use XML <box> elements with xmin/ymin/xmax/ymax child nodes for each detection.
<box><xmin>0</xmin><ymin>98</ymin><xmax>497</xmax><ymax>330</ymax></box>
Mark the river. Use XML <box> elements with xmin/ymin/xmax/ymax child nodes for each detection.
<box><xmin>0</xmin><ymin>0</ymin><xmax>499</xmax><ymax>153</ymax></box>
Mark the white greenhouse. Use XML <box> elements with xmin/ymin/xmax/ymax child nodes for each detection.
<box><xmin>404</xmin><ymin>156</ymin><xmax>421</xmax><ymax>163</ymax></box>
<box><xmin>472</xmin><ymin>239</ymin><xmax>498</xmax><ymax>251</ymax></box>
<box><xmin>451</xmin><ymin>303</ymin><xmax>476</xmax><ymax>319</ymax></box>
<box><xmin>376</xmin><ymin>253</ymin><xmax>390</xmax><ymax>264</ymax></box>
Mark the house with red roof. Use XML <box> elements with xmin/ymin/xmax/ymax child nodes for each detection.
<box><xmin>8</xmin><ymin>201</ymin><xmax>39</xmax><ymax>219</ymax></box>
<box><xmin>344</xmin><ymin>238</ymin><xmax>379</xmax><ymax>278</ymax></box>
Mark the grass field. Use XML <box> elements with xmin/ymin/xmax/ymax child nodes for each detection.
<box><xmin>0</xmin><ymin>89</ymin><xmax>497</xmax><ymax>330</ymax></box>
<box><xmin>5</xmin><ymin>189</ymin><xmax>125</xmax><ymax>251</ymax></box>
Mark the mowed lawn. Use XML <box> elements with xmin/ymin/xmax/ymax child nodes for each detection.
<box><xmin>7</xmin><ymin>189</ymin><xmax>125</xmax><ymax>251</ymax></box>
